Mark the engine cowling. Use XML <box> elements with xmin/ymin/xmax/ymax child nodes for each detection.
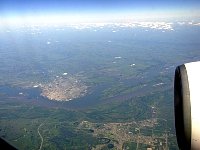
<box><xmin>174</xmin><ymin>61</ymin><xmax>200</xmax><ymax>150</ymax></box>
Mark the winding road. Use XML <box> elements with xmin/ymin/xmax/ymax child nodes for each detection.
<box><xmin>38</xmin><ymin>123</ymin><xmax>44</xmax><ymax>150</ymax></box>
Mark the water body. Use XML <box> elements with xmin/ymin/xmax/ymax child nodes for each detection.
<box><xmin>0</xmin><ymin>24</ymin><xmax>200</xmax><ymax>109</ymax></box>
<box><xmin>0</xmin><ymin>84</ymin><xmax>108</xmax><ymax>109</ymax></box>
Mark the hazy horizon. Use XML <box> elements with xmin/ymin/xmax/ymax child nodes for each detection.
<box><xmin>1</xmin><ymin>0</ymin><xmax>200</xmax><ymax>24</ymax></box>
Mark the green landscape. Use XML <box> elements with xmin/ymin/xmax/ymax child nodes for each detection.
<box><xmin>0</xmin><ymin>22</ymin><xmax>200</xmax><ymax>149</ymax></box>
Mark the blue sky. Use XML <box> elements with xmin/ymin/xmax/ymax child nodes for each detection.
<box><xmin>0</xmin><ymin>0</ymin><xmax>200</xmax><ymax>22</ymax></box>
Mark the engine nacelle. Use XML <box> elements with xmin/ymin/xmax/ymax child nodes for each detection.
<box><xmin>174</xmin><ymin>61</ymin><xmax>200</xmax><ymax>149</ymax></box>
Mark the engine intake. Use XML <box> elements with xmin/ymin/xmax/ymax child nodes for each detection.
<box><xmin>174</xmin><ymin>61</ymin><xmax>200</xmax><ymax>150</ymax></box>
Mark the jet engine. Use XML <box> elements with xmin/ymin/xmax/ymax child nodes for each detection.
<box><xmin>174</xmin><ymin>61</ymin><xmax>200</xmax><ymax>149</ymax></box>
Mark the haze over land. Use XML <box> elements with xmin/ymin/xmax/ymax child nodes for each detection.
<box><xmin>1</xmin><ymin>0</ymin><xmax>200</xmax><ymax>24</ymax></box>
<box><xmin>0</xmin><ymin>0</ymin><xmax>200</xmax><ymax>149</ymax></box>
